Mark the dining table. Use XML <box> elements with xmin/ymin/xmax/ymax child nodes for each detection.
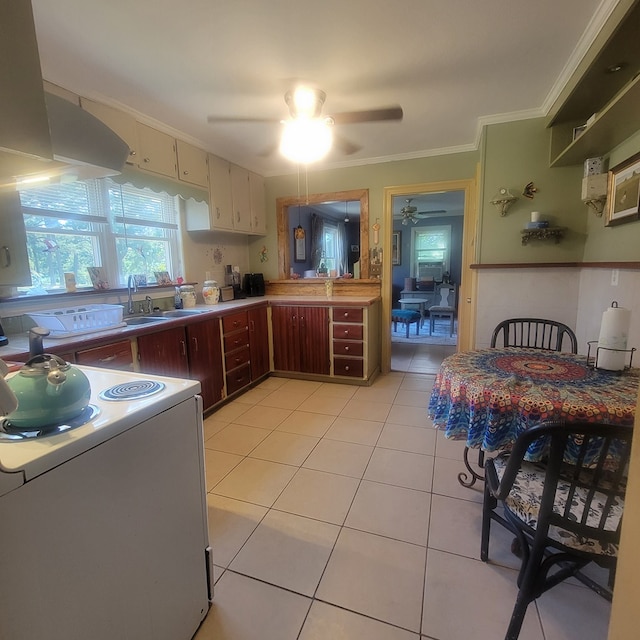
<box><xmin>428</xmin><ymin>347</ymin><xmax>639</xmax><ymax>486</ymax></box>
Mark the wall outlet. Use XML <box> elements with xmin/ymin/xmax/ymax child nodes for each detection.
<box><xmin>611</xmin><ymin>269</ymin><xmax>619</xmax><ymax>286</ymax></box>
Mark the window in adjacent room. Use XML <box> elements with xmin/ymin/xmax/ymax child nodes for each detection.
<box><xmin>411</xmin><ymin>225</ymin><xmax>451</xmax><ymax>278</ymax></box>
<box><xmin>19</xmin><ymin>177</ymin><xmax>182</xmax><ymax>292</ymax></box>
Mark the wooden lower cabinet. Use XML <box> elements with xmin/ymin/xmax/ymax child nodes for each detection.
<box><xmin>137</xmin><ymin>326</ymin><xmax>189</xmax><ymax>378</ymax></box>
<box><xmin>137</xmin><ymin>320</ymin><xmax>224</xmax><ymax>412</ymax></box>
<box><xmin>271</xmin><ymin>305</ymin><xmax>330</xmax><ymax>375</ymax></box>
<box><xmin>248</xmin><ymin>304</ymin><xmax>270</xmax><ymax>380</ymax></box>
<box><xmin>75</xmin><ymin>340</ymin><xmax>134</xmax><ymax>371</ymax></box>
<box><xmin>186</xmin><ymin>318</ymin><xmax>224</xmax><ymax>411</ymax></box>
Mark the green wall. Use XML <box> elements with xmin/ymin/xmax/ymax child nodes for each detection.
<box><xmin>251</xmin><ymin>117</ymin><xmax>640</xmax><ymax>276</ymax></box>
<box><xmin>479</xmin><ymin>118</ymin><xmax>585</xmax><ymax>263</ymax></box>
<box><xmin>582</xmin><ymin>129</ymin><xmax>640</xmax><ymax>261</ymax></box>
<box><xmin>251</xmin><ymin>153</ymin><xmax>478</xmax><ymax>279</ymax></box>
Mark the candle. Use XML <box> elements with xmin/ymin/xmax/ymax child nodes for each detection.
<box><xmin>531</xmin><ymin>211</ymin><xmax>541</xmax><ymax>222</ymax></box>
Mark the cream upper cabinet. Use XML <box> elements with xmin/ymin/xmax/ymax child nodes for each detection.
<box><xmin>0</xmin><ymin>191</ymin><xmax>31</xmax><ymax>286</ymax></box>
<box><xmin>136</xmin><ymin>123</ymin><xmax>178</xmax><ymax>179</ymax></box>
<box><xmin>249</xmin><ymin>171</ymin><xmax>266</xmax><ymax>235</ymax></box>
<box><xmin>207</xmin><ymin>154</ymin><xmax>234</xmax><ymax>231</ymax></box>
<box><xmin>176</xmin><ymin>140</ymin><xmax>208</xmax><ymax>189</ymax></box>
<box><xmin>80</xmin><ymin>97</ymin><xmax>138</xmax><ymax>165</ymax></box>
<box><xmin>230</xmin><ymin>163</ymin><xmax>252</xmax><ymax>233</ymax></box>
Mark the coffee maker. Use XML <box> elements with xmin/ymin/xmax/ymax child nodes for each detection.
<box><xmin>243</xmin><ymin>273</ymin><xmax>265</xmax><ymax>297</ymax></box>
<box><xmin>225</xmin><ymin>265</ymin><xmax>245</xmax><ymax>299</ymax></box>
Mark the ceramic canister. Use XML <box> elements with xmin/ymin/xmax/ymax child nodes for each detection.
<box><xmin>202</xmin><ymin>280</ymin><xmax>220</xmax><ymax>304</ymax></box>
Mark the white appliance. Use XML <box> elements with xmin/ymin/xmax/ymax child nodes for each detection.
<box><xmin>0</xmin><ymin>366</ymin><xmax>212</xmax><ymax>640</ymax></box>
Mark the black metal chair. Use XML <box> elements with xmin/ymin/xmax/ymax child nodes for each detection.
<box><xmin>481</xmin><ymin>421</ymin><xmax>632</xmax><ymax>640</ymax></box>
<box><xmin>490</xmin><ymin>318</ymin><xmax>578</xmax><ymax>354</ymax></box>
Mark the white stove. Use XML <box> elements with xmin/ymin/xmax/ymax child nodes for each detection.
<box><xmin>0</xmin><ymin>365</ymin><xmax>212</xmax><ymax>640</ymax></box>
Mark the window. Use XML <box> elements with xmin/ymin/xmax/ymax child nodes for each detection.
<box><xmin>411</xmin><ymin>226</ymin><xmax>451</xmax><ymax>278</ymax></box>
<box><xmin>321</xmin><ymin>223</ymin><xmax>338</xmax><ymax>272</ymax></box>
<box><xmin>19</xmin><ymin>177</ymin><xmax>182</xmax><ymax>292</ymax></box>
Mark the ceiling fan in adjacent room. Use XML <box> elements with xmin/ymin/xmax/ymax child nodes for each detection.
<box><xmin>206</xmin><ymin>86</ymin><xmax>403</xmax><ymax>163</ymax></box>
<box><xmin>395</xmin><ymin>198</ymin><xmax>446</xmax><ymax>225</ymax></box>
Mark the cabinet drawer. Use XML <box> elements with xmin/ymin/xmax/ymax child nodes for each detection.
<box><xmin>333</xmin><ymin>307</ymin><xmax>363</xmax><ymax>323</ymax></box>
<box><xmin>333</xmin><ymin>324</ymin><xmax>363</xmax><ymax>340</ymax></box>
<box><xmin>224</xmin><ymin>329</ymin><xmax>249</xmax><ymax>352</ymax></box>
<box><xmin>225</xmin><ymin>346</ymin><xmax>250</xmax><ymax>371</ymax></box>
<box><xmin>75</xmin><ymin>340</ymin><xmax>133</xmax><ymax>370</ymax></box>
<box><xmin>333</xmin><ymin>357</ymin><xmax>364</xmax><ymax>378</ymax></box>
<box><xmin>333</xmin><ymin>340</ymin><xmax>363</xmax><ymax>357</ymax></box>
<box><xmin>222</xmin><ymin>311</ymin><xmax>248</xmax><ymax>334</ymax></box>
<box><xmin>226</xmin><ymin>362</ymin><xmax>251</xmax><ymax>395</ymax></box>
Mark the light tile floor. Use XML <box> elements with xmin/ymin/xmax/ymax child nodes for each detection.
<box><xmin>194</xmin><ymin>356</ymin><xmax>612</xmax><ymax>640</ymax></box>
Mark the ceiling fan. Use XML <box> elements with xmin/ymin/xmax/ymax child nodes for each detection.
<box><xmin>206</xmin><ymin>86</ymin><xmax>403</xmax><ymax>162</ymax></box>
<box><xmin>395</xmin><ymin>198</ymin><xmax>446</xmax><ymax>225</ymax></box>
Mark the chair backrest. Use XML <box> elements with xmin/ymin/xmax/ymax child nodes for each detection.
<box><xmin>490</xmin><ymin>318</ymin><xmax>578</xmax><ymax>353</ymax></box>
<box><xmin>433</xmin><ymin>283</ymin><xmax>456</xmax><ymax>309</ymax></box>
<box><xmin>491</xmin><ymin>421</ymin><xmax>632</xmax><ymax>550</ymax></box>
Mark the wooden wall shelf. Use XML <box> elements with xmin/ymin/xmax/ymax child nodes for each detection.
<box><xmin>521</xmin><ymin>227</ymin><xmax>565</xmax><ymax>245</ymax></box>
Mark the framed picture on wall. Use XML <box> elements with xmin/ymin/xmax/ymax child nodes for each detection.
<box><xmin>294</xmin><ymin>225</ymin><xmax>306</xmax><ymax>262</ymax></box>
<box><xmin>392</xmin><ymin>231</ymin><xmax>401</xmax><ymax>265</ymax></box>
<box><xmin>606</xmin><ymin>151</ymin><xmax>640</xmax><ymax>226</ymax></box>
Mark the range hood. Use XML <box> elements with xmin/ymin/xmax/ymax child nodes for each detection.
<box><xmin>0</xmin><ymin>92</ymin><xmax>130</xmax><ymax>189</ymax></box>
<box><xmin>0</xmin><ymin>1</ymin><xmax>129</xmax><ymax>189</ymax></box>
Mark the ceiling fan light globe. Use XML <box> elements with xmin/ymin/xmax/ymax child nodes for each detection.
<box><xmin>280</xmin><ymin>118</ymin><xmax>332</xmax><ymax>164</ymax></box>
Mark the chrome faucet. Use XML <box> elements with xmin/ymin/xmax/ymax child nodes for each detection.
<box><xmin>127</xmin><ymin>275</ymin><xmax>137</xmax><ymax>315</ymax></box>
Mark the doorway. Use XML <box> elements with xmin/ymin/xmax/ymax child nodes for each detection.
<box><xmin>381</xmin><ymin>179</ymin><xmax>477</xmax><ymax>373</ymax></box>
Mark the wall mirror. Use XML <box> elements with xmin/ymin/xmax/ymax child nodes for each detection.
<box><xmin>276</xmin><ymin>189</ymin><xmax>369</xmax><ymax>279</ymax></box>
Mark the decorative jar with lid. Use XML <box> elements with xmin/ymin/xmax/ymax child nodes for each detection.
<box><xmin>202</xmin><ymin>280</ymin><xmax>220</xmax><ymax>305</ymax></box>
<box><xmin>179</xmin><ymin>285</ymin><xmax>197</xmax><ymax>308</ymax></box>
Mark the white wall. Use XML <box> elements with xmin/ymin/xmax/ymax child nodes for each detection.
<box><xmin>475</xmin><ymin>267</ymin><xmax>640</xmax><ymax>357</ymax></box>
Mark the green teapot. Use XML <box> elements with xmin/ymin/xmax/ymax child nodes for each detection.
<box><xmin>0</xmin><ymin>327</ymin><xmax>91</xmax><ymax>430</ymax></box>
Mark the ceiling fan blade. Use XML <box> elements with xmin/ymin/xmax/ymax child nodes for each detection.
<box><xmin>416</xmin><ymin>210</ymin><xmax>447</xmax><ymax>217</ymax></box>
<box><xmin>333</xmin><ymin>134</ymin><xmax>361</xmax><ymax>155</ymax></box>
<box><xmin>206</xmin><ymin>115</ymin><xmax>280</xmax><ymax>124</ymax></box>
<box><xmin>330</xmin><ymin>106</ymin><xmax>403</xmax><ymax>126</ymax></box>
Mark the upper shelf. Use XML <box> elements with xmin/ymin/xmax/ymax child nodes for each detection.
<box><xmin>549</xmin><ymin>74</ymin><xmax>640</xmax><ymax>167</ymax></box>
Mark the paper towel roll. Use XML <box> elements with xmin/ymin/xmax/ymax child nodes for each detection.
<box><xmin>597</xmin><ymin>303</ymin><xmax>631</xmax><ymax>371</ymax></box>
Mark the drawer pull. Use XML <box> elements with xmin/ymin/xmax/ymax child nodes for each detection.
<box><xmin>345</xmin><ymin>366</ymin><xmax>350</xmax><ymax>371</ymax></box>
<box><xmin>99</xmin><ymin>354</ymin><xmax>117</xmax><ymax>363</ymax></box>
<box><xmin>344</xmin><ymin>330</ymin><xmax>349</xmax><ymax>335</ymax></box>
<box><xmin>344</xmin><ymin>346</ymin><xmax>349</xmax><ymax>351</ymax></box>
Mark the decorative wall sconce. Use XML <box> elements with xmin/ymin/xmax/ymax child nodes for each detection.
<box><xmin>523</xmin><ymin>181</ymin><xmax>538</xmax><ymax>199</ymax></box>
<box><xmin>581</xmin><ymin>174</ymin><xmax>608</xmax><ymax>217</ymax></box>
<box><xmin>490</xmin><ymin>188</ymin><xmax>518</xmax><ymax>216</ymax></box>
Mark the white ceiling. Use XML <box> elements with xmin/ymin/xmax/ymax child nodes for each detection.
<box><xmin>31</xmin><ymin>0</ymin><xmax>612</xmax><ymax>178</ymax></box>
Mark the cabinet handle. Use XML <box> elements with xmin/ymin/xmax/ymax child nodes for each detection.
<box><xmin>344</xmin><ymin>330</ymin><xmax>349</xmax><ymax>336</ymax></box>
<box><xmin>130</xmin><ymin>150</ymin><xmax>136</xmax><ymax>157</ymax></box>
<box><xmin>344</xmin><ymin>312</ymin><xmax>349</xmax><ymax>318</ymax></box>
<box><xmin>180</xmin><ymin>340</ymin><xmax>186</xmax><ymax>356</ymax></box>
<box><xmin>183</xmin><ymin>170</ymin><xmax>189</xmax><ymax>175</ymax></box>
<box><xmin>192</xmin><ymin>337</ymin><xmax>199</xmax><ymax>352</ymax></box>
<box><xmin>250</xmin><ymin>320</ymin><xmax>255</xmax><ymax>332</ymax></box>
<box><xmin>143</xmin><ymin>157</ymin><xmax>151</xmax><ymax>163</ymax></box>
<box><xmin>233</xmin><ymin>320</ymin><xmax>240</xmax><ymax>327</ymax></box>
<box><xmin>216</xmin><ymin>207</ymin><xmax>221</xmax><ymax>219</ymax></box>
<box><xmin>344</xmin><ymin>346</ymin><xmax>350</xmax><ymax>352</ymax></box>
<box><xmin>345</xmin><ymin>366</ymin><xmax>350</xmax><ymax>371</ymax></box>
<box><xmin>99</xmin><ymin>354</ymin><xmax>117</xmax><ymax>363</ymax></box>
<box><xmin>1</xmin><ymin>246</ymin><xmax>10</xmax><ymax>268</ymax></box>
<box><xmin>235</xmin><ymin>357</ymin><xmax>242</xmax><ymax>364</ymax></box>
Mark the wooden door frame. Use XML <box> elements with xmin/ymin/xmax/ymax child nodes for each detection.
<box><xmin>381</xmin><ymin>178</ymin><xmax>478</xmax><ymax>372</ymax></box>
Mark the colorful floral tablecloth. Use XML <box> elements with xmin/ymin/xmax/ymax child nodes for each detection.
<box><xmin>428</xmin><ymin>348</ymin><xmax>638</xmax><ymax>461</ymax></box>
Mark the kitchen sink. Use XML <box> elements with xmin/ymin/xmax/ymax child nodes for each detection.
<box><xmin>161</xmin><ymin>309</ymin><xmax>206</xmax><ymax>317</ymax></box>
<box><xmin>124</xmin><ymin>316</ymin><xmax>170</xmax><ymax>326</ymax></box>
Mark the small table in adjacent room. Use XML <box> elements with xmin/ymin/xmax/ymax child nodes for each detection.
<box><xmin>428</xmin><ymin>347</ymin><xmax>640</xmax><ymax>486</ymax></box>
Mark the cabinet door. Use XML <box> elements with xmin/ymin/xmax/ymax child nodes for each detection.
<box><xmin>137</xmin><ymin>326</ymin><xmax>189</xmax><ymax>377</ymax></box>
<box><xmin>0</xmin><ymin>192</ymin><xmax>31</xmax><ymax>286</ymax></box>
<box><xmin>249</xmin><ymin>171</ymin><xmax>266</xmax><ymax>235</ymax></box>
<box><xmin>187</xmin><ymin>318</ymin><xmax>223</xmax><ymax>411</ymax></box>
<box><xmin>271</xmin><ymin>306</ymin><xmax>299</xmax><ymax>372</ymax></box>
<box><xmin>248</xmin><ymin>305</ymin><xmax>270</xmax><ymax>379</ymax></box>
<box><xmin>137</xmin><ymin>123</ymin><xmax>178</xmax><ymax>178</ymax></box>
<box><xmin>230</xmin><ymin>164</ymin><xmax>252</xmax><ymax>232</ymax></box>
<box><xmin>75</xmin><ymin>340</ymin><xmax>133</xmax><ymax>371</ymax></box>
<box><xmin>299</xmin><ymin>306</ymin><xmax>330</xmax><ymax>375</ymax></box>
<box><xmin>208</xmin><ymin>154</ymin><xmax>234</xmax><ymax>230</ymax></box>
<box><xmin>80</xmin><ymin>97</ymin><xmax>138</xmax><ymax>165</ymax></box>
<box><xmin>176</xmin><ymin>139</ymin><xmax>208</xmax><ymax>189</ymax></box>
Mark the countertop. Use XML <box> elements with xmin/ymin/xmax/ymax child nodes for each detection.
<box><xmin>0</xmin><ymin>294</ymin><xmax>381</xmax><ymax>360</ymax></box>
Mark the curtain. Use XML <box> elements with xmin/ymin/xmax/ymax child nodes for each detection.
<box><xmin>336</xmin><ymin>221</ymin><xmax>348</xmax><ymax>275</ymax></box>
<box><xmin>310</xmin><ymin>213</ymin><xmax>324</xmax><ymax>270</ymax></box>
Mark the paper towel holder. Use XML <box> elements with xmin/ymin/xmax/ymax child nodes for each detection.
<box><xmin>586</xmin><ymin>341</ymin><xmax>636</xmax><ymax>372</ymax></box>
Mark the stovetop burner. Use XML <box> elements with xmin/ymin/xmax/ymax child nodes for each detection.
<box><xmin>99</xmin><ymin>380</ymin><xmax>165</xmax><ymax>401</ymax></box>
<box><xmin>0</xmin><ymin>405</ymin><xmax>100</xmax><ymax>441</ymax></box>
